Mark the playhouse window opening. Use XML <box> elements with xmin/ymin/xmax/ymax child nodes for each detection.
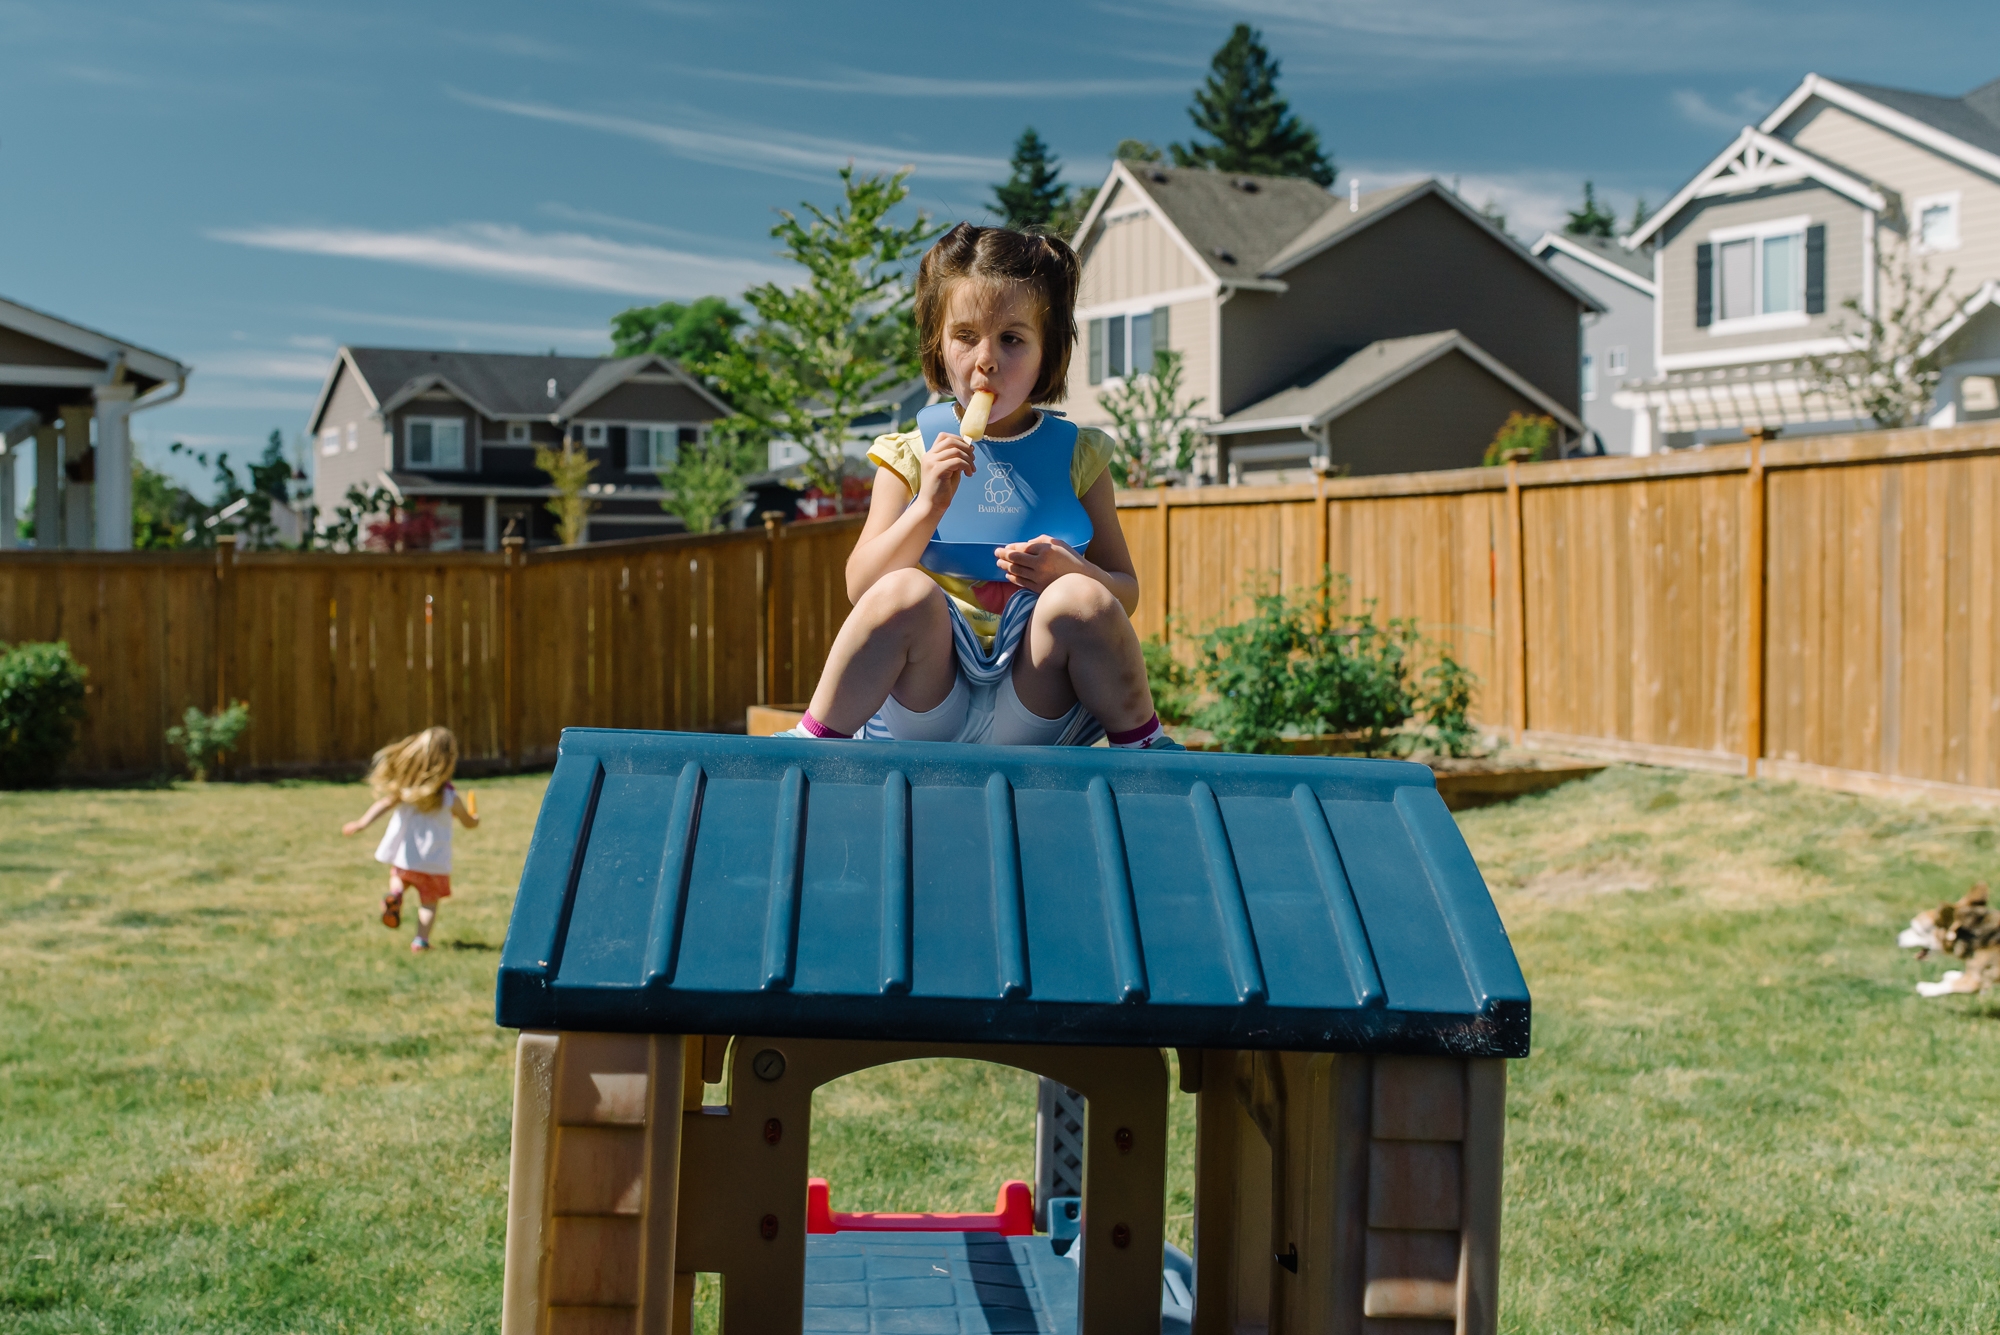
<box><xmin>808</xmin><ymin>1058</ymin><xmax>1040</xmax><ymax>1216</ymax></box>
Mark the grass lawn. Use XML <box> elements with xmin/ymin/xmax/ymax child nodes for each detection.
<box><xmin>3</xmin><ymin>764</ymin><xmax>1998</xmax><ymax>1332</ymax></box>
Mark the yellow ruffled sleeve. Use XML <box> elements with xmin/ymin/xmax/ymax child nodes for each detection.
<box><xmin>1071</xmin><ymin>427</ymin><xmax>1116</xmax><ymax>496</ymax></box>
<box><xmin>867</xmin><ymin>430</ymin><xmax>924</xmax><ymax>496</ymax></box>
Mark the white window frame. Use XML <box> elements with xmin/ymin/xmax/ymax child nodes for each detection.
<box><xmin>1607</xmin><ymin>346</ymin><xmax>1628</xmax><ymax>378</ymax></box>
<box><xmin>1083</xmin><ymin>296</ymin><xmax>1177</xmax><ymax>388</ymax></box>
<box><xmin>580</xmin><ymin>421</ymin><xmax>607</xmax><ymax>447</ymax></box>
<box><xmin>345</xmin><ymin>422</ymin><xmax>358</xmax><ymax>452</ymax></box>
<box><xmin>405</xmin><ymin>416</ymin><xmax>467</xmax><ymax>470</ymax></box>
<box><xmin>506</xmin><ymin>422</ymin><xmax>531</xmax><ymax>445</ymax></box>
<box><xmin>320</xmin><ymin>427</ymin><xmax>340</xmax><ymax>457</ymax></box>
<box><xmin>1913</xmin><ymin>191</ymin><xmax>1961</xmax><ymax>253</ymax></box>
<box><xmin>628</xmin><ymin>422</ymin><xmax>706</xmax><ymax>471</ymax></box>
<box><xmin>1582</xmin><ymin>352</ymin><xmax>1596</xmax><ymax>401</ymax></box>
<box><xmin>1707</xmin><ymin>214</ymin><xmax>1811</xmax><ymax>335</ymax></box>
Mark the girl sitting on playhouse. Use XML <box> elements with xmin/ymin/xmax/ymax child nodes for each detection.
<box><xmin>782</xmin><ymin>223</ymin><xmax>1180</xmax><ymax>751</ymax></box>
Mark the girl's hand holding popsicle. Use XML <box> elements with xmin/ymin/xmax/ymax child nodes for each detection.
<box><xmin>916</xmin><ymin>390</ymin><xmax>990</xmax><ymax>518</ymax></box>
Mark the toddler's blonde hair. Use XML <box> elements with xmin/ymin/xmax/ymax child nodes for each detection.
<box><xmin>367</xmin><ymin>726</ymin><xmax>459</xmax><ymax>813</ymax></box>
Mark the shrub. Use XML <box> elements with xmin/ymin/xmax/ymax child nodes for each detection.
<box><xmin>1483</xmin><ymin>411</ymin><xmax>1557</xmax><ymax>466</ymax></box>
<box><xmin>0</xmin><ymin>641</ymin><xmax>89</xmax><ymax>786</ymax></box>
<box><xmin>1159</xmin><ymin>571</ymin><xmax>1484</xmax><ymax>756</ymax></box>
<box><xmin>166</xmin><ymin>701</ymin><xmax>252</xmax><ymax>781</ymax></box>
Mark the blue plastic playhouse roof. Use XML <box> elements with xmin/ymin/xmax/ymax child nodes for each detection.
<box><xmin>497</xmin><ymin>731</ymin><xmax>1530</xmax><ymax>1057</ymax></box>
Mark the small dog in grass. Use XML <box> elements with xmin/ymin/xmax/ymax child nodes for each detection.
<box><xmin>1897</xmin><ymin>883</ymin><xmax>2000</xmax><ymax>996</ymax></box>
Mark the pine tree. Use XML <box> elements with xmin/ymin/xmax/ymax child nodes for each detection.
<box><xmin>1629</xmin><ymin>195</ymin><xmax>1650</xmax><ymax>236</ymax></box>
<box><xmin>1565</xmin><ymin>182</ymin><xmax>1617</xmax><ymax>238</ymax></box>
<box><xmin>992</xmin><ymin>127</ymin><xmax>1068</xmax><ymax>231</ymax></box>
<box><xmin>1170</xmin><ymin>25</ymin><xmax>1334</xmax><ymax>187</ymax></box>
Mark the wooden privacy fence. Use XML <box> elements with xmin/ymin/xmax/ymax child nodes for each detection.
<box><xmin>0</xmin><ymin>516</ymin><xmax>863</xmax><ymax>779</ymax></box>
<box><xmin>1115</xmin><ymin>419</ymin><xmax>2000</xmax><ymax>805</ymax></box>
<box><xmin>5</xmin><ymin>420</ymin><xmax>2000</xmax><ymax>803</ymax></box>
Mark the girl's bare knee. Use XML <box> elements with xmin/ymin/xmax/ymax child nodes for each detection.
<box><xmin>1038</xmin><ymin>574</ymin><xmax>1124</xmax><ymax>637</ymax></box>
<box><xmin>856</xmin><ymin>569</ymin><xmax>947</xmax><ymax>630</ymax></box>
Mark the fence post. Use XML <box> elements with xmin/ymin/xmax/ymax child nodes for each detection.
<box><xmin>1503</xmin><ymin>462</ymin><xmax>1527</xmax><ymax>745</ymax></box>
<box><xmin>1743</xmin><ymin>439</ymin><xmax>1767</xmax><ymax>777</ymax></box>
<box><xmin>1314</xmin><ymin>465</ymin><xmax>1329</xmax><ymax>575</ymax></box>
<box><xmin>214</xmin><ymin>533</ymin><xmax>237</xmax><ymax>713</ymax></box>
<box><xmin>503</xmin><ymin>535</ymin><xmax>524</xmax><ymax>769</ymax></box>
<box><xmin>762</xmin><ymin>513</ymin><xmax>786</xmax><ymax>706</ymax></box>
<box><xmin>1154</xmin><ymin>485</ymin><xmax>1171</xmax><ymax>641</ymax></box>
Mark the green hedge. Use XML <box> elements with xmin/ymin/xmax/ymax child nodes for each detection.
<box><xmin>0</xmin><ymin>640</ymin><xmax>89</xmax><ymax>786</ymax></box>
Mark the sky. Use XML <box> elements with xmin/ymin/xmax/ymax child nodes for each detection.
<box><xmin>5</xmin><ymin>0</ymin><xmax>1998</xmax><ymax>503</ymax></box>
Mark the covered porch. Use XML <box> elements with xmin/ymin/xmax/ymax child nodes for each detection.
<box><xmin>0</xmin><ymin>295</ymin><xmax>189</xmax><ymax>550</ymax></box>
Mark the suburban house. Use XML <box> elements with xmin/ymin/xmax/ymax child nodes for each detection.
<box><xmin>307</xmin><ymin>348</ymin><xmax>731</xmax><ymax>548</ymax></box>
<box><xmin>1615</xmin><ymin>73</ymin><xmax>2000</xmax><ymax>450</ymax></box>
<box><xmin>0</xmin><ymin>294</ymin><xmax>189</xmax><ymax>551</ymax></box>
<box><xmin>1063</xmin><ymin>164</ymin><xmax>1603</xmax><ymax>482</ymax></box>
<box><xmin>1530</xmin><ymin>232</ymin><xmax>1657</xmax><ymax>454</ymax></box>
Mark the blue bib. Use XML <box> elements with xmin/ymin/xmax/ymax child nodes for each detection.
<box><xmin>916</xmin><ymin>402</ymin><xmax>1094</xmax><ymax>584</ymax></box>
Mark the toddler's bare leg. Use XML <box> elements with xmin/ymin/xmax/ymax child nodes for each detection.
<box><xmin>417</xmin><ymin>895</ymin><xmax>441</xmax><ymax>941</ymax></box>
<box><xmin>806</xmin><ymin>569</ymin><xmax>957</xmax><ymax>734</ymax></box>
<box><xmin>1011</xmin><ymin>573</ymin><xmax>1154</xmax><ymax>732</ymax></box>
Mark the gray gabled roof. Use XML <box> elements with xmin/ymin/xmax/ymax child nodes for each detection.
<box><xmin>1533</xmin><ymin>231</ymin><xmax>1652</xmax><ymax>282</ymax></box>
<box><xmin>1112</xmin><ymin>165</ymin><xmax>1339</xmax><ymax>278</ymax></box>
<box><xmin>1834</xmin><ymin>76</ymin><xmax>2000</xmax><ymax>158</ymax></box>
<box><xmin>345</xmin><ymin>348</ymin><xmax>613</xmax><ymax>419</ymax></box>
<box><xmin>319</xmin><ymin>347</ymin><xmax>729</xmax><ymax>431</ymax></box>
<box><xmin>1213</xmin><ymin>329</ymin><xmax>1584</xmax><ymax>436</ymax></box>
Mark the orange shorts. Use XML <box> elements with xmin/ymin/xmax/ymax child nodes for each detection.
<box><xmin>390</xmin><ymin>868</ymin><xmax>452</xmax><ymax>899</ymax></box>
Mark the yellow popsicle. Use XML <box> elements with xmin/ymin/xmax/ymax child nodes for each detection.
<box><xmin>960</xmin><ymin>390</ymin><xmax>995</xmax><ymax>442</ymax></box>
<box><xmin>466</xmin><ymin>789</ymin><xmax>478</xmax><ymax>818</ymax></box>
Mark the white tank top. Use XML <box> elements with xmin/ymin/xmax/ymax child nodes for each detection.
<box><xmin>375</xmin><ymin>783</ymin><xmax>455</xmax><ymax>874</ymax></box>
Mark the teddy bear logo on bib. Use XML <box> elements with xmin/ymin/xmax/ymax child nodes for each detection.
<box><xmin>981</xmin><ymin>462</ymin><xmax>1019</xmax><ymax>510</ymax></box>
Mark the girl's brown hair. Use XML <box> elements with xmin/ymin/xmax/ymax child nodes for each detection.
<box><xmin>367</xmin><ymin>726</ymin><xmax>459</xmax><ymax>813</ymax></box>
<box><xmin>915</xmin><ymin>223</ymin><xmax>1081</xmax><ymax>405</ymax></box>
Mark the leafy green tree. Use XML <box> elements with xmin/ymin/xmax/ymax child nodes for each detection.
<box><xmin>610</xmin><ymin>297</ymin><xmax>744</xmax><ymax>372</ymax></box>
<box><xmin>1565</xmin><ymin>182</ymin><xmax>1617</xmax><ymax>238</ymax></box>
<box><xmin>1807</xmin><ymin>234</ymin><xmax>1959</xmax><ymax>428</ymax></box>
<box><xmin>993</xmin><ymin>127</ymin><xmax>1068</xmax><ymax>231</ymax></box>
<box><xmin>1096</xmin><ymin>349</ymin><xmax>1207</xmax><ymax>486</ymax></box>
<box><xmin>535</xmin><ymin>441</ymin><xmax>598</xmax><ymax>545</ymax></box>
<box><xmin>132</xmin><ymin>460</ymin><xmax>198</xmax><ymax>548</ymax></box>
<box><xmin>1170</xmin><ymin>25</ymin><xmax>1334</xmax><ymax>187</ymax></box>
<box><xmin>1629</xmin><ymin>195</ymin><xmax>1650</xmax><ymax>235</ymax></box>
<box><xmin>704</xmin><ymin>166</ymin><xmax>940</xmax><ymax>514</ymax></box>
<box><xmin>1116</xmin><ymin>139</ymin><xmax>1163</xmax><ymax>163</ymax></box>
<box><xmin>659</xmin><ymin>419</ymin><xmax>767</xmax><ymax>534</ymax></box>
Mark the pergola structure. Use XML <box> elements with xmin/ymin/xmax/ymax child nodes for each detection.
<box><xmin>0</xmin><ymin>295</ymin><xmax>189</xmax><ymax>550</ymax></box>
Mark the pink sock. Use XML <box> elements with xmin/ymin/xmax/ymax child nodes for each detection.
<box><xmin>1108</xmin><ymin>714</ymin><xmax>1163</xmax><ymax>748</ymax></box>
<box><xmin>798</xmin><ymin>711</ymin><xmax>844</xmax><ymax>739</ymax></box>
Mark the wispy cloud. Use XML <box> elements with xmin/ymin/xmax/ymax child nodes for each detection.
<box><xmin>208</xmin><ymin>221</ymin><xmax>794</xmax><ymax>297</ymax></box>
<box><xmin>674</xmin><ymin>65</ymin><xmax>1189</xmax><ymax>98</ymax></box>
<box><xmin>441</xmin><ymin>28</ymin><xmax>579</xmax><ymax>60</ymax></box>
<box><xmin>173</xmin><ymin>384</ymin><xmax>321</xmax><ymax>412</ymax></box>
<box><xmin>449</xmin><ymin>89</ymin><xmax>1006</xmax><ymax>182</ymax></box>
<box><xmin>1344</xmin><ymin>165</ymin><xmax>1656</xmax><ymax>241</ymax></box>
<box><xmin>1147</xmin><ymin>0</ymin><xmax>1859</xmax><ymax>77</ymax></box>
<box><xmin>1670</xmin><ymin>88</ymin><xmax>1771</xmax><ymax>132</ymax></box>
<box><xmin>306</xmin><ymin>308</ymin><xmax>616</xmax><ymax>348</ymax></box>
<box><xmin>191</xmin><ymin>351</ymin><xmax>335</xmax><ymax>381</ymax></box>
<box><xmin>536</xmin><ymin>201</ymin><xmax>770</xmax><ymax>252</ymax></box>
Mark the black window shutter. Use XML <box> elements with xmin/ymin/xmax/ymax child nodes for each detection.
<box><xmin>609</xmin><ymin>425</ymin><xmax>628</xmax><ymax>471</ymax></box>
<box><xmin>1695</xmin><ymin>243</ymin><xmax>1713</xmax><ymax>328</ymax></box>
<box><xmin>1805</xmin><ymin>224</ymin><xmax>1826</xmax><ymax>314</ymax></box>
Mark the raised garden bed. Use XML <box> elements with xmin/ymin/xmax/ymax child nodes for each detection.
<box><xmin>748</xmin><ymin>708</ymin><xmax>1603</xmax><ymax>811</ymax></box>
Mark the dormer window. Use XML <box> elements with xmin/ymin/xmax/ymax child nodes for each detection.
<box><xmin>506</xmin><ymin>422</ymin><xmax>530</xmax><ymax>445</ymax></box>
<box><xmin>581</xmin><ymin>422</ymin><xmax>607</xmax><ymax>446</ymax></box>
<box><xmin>1915</xmin><ymin>192</ymin><xmax>1960</xmax><ymax>251</ymax></box>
